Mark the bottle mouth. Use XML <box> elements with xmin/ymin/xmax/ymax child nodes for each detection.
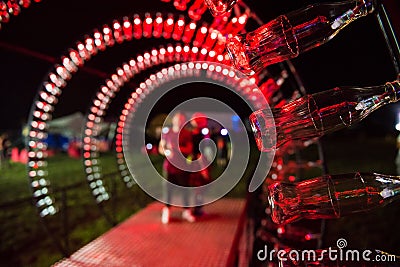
<box><xmin>359</xmin><ymin>0</ymin><xmax>377</xmax><ymax>14</ymax></box>
<box><xmin>226</xmin><ymin>35</ymin><xmax>255</xmax><ymax>76</ymax></box>
<box><xmin>278</xmin><ymin>15</ymin><xmax>299</xmax><ymax>58</ymax></box>
<box><xmin>386</xmin><ymin>80</ymin><xmax>400</xmax><ymax>102</ymax></box>
<box><xmin>326</xmin><ymin>175</ymin><xmax>340</xmax><ymax>218</ymax></box>
<box><xmin>267</xmin><ymin>183</ymin><xmax>283</xmax><ymax>224</ymax></box>
<box><xmin>249</xmin><ymin>112</ymin><xmax>263</xmax><ymax>151</ymax></box>
<box><xmin>204</xmin><ymin>0</ymin><xmax>237</xmax><ymax>17</ymax></box>
<box><xmin>249</xmin><ymin>110</ymin><xmax>276</xmax><ymax>152</ymax></box>
<box><xmin>268</xmin><ymin>182</ymin><xmax>301</xmax><ymax>224</ymax></box>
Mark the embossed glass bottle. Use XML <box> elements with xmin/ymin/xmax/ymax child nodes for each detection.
<box><xmin>250</xmin><ymin>80</ymin><xmax>400</xmax><ymax>152</ymax></box>
<box><xmin>204</xmin><ymin>0</ymin><xmax>238</xmax><ymax>17</ymax></box>
<box><xmin>268</xmin><ymin>172</ymin><xmax>400</xmax><ymax>225</ymax></box>
<box><xmin>226</xmin><ymin>0</ymin><xmax>376</xmax><ymax>75</ymax></box>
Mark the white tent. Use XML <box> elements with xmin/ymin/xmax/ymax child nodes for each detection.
<box><xmin>47</xmin><ymin>112</ymin><xmax>111</xmax><ymax>138</ymax></box>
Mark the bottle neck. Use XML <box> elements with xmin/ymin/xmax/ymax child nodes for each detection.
<box><xmin>331</xmin><ymin>172</ymin><xmax>400</xmax><ymax>216</ymax></box>
<box><xmin>368</xmin><ymin>173</ymin><xmax>400</xmax><ymax>203</ymax></box>
<box><xmin>385</xmin><ymin>80</ymin><xmax>400</xmax><ymax>102</ymax></box>
<box><xmin>331</xmin><ymin>0</ymin><xmax>376</xmax><ymax>30</ymax></box>
<box><xmin>358</xmin><ymin>0</ymin><xmax>376</xmax><ymax>14</ymax></box>
<box><xmin>289</xmin><ymin>0</ymin><xmax>377</xmax><ymax>55</ymax></box>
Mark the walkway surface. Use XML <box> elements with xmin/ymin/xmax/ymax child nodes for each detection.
<box><xmin>54</xmin><ymin>198</ymin><xmax>246</xmax><ymax>267</ymax></box>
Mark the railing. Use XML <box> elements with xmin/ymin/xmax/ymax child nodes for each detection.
<box><xmin>0</xmin><ymin>171</ymin><xmax>144</xmax><ymax>262</ymax></box>
<box><xmin>50</xmin><ymin>171</ymin><xmax>133</xmax><ymax>255</ymax></box>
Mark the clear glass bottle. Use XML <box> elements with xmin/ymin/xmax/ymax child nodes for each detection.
<box><xmin>226</xmin><ymin>0</ymin><xmax>377</xmax><ymax>75</ymax></box>
<box><xmin>204</xmin><ymin>0</ymin><xmax>237</xmax><ymax>17</ymax></box>
<box><xmin>174</xmin><ymin>0</ymin><xmax>191</xmax><ymax>11</ymax></box>
<box><xmin>188</xmin><ymin>0</ymin><xmax>208</xmax><ymax>21</ymax></box>
<box><xmin>268</xmin><ymin>172</ymin><xmax>400</xmax><ymax>225</ymax></box>
<box><xmin>250</xmin><ymin>80</ymin><xmax>400</xmax><ymax>152</ymax></box>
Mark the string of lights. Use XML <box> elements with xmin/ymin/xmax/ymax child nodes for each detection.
<box><xmin>0</xmin><ymin>0</ymin><xmax>42</xmax><ymax>30</ymax></box>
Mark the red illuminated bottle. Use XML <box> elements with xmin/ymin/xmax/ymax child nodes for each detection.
<box><xmin>226</xmin><ymin>0</ymin><xmax>376</xmax><ymax>75</ymax></box>
<box><xmin>259</xmin><ymin>70</ymin><xmax>288</xmax><ymax>101</ymax></box>
<box><xmin>268</xmin><ymin>172</ymin><xmax>400</xmax><ymax>225</ymax></box>
<box><xmin>188</xmin><ymin>0</ymin><xmax>208</xmax><ymax>21</ymax></box>
<box><xmin>174</xmin><ymin>0</ymin><xmax>191</xmax><ymax>11</ymax></box>
<box><xmin>205</xmin><ymin>0</ymin><xmax>238</xmax><ymax>17</ymax></box>
<box><xmin>250</xmin><ymin>80</ymin><xmax>400</xmax><ymax>152</ymax></box>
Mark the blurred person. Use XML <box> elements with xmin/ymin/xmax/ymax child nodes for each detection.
<box><xmin>68</xmin><ymin>138</ymin><xmax>81</xmax><ymax>158</ymax></box>
<box><xmin>0</xmin><ymin>133</ymin><xmax>11</xmax><ymax>169</ymax></box>
<box><xmin>217</xmin><ymin>135</ymin><xmax>228</xmax><ymax>167</ymax></box>
<box><xmin>211</xmin><ymin>127</ymin><xmax>229</xmax><ymax>168</ymax></box>
<box><xmin>189</xmin><ymin>112</ymin><xmax>213</xmax><ymax>216</ymax></box>
<box><xmin>158</xmin><ymin>112</ymin><xmax>195</xmax><ymax>224</ymax></box>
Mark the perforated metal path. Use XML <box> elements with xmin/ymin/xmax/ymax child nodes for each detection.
<box><xmin>54</xmin><ymin>198</ymin><xmax>245</xmax><ymax>267</ymax></box>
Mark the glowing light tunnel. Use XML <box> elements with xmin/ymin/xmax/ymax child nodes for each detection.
<box><xmin>26</xmin><ymin>11</ymin><xmax>247</xmax><ymax>217</ymax></box>
<box><xmin>109</xmin><ymin>59</ymin><xmax>266</xmax><ymax>192</ymax></box>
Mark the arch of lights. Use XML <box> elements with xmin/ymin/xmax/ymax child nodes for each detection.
<box><xmin>119</xmin><ymin>61</ymin><xmax>270</xmax><ymax>205</ymax></box>
<box><xmin>90</xmin><ymin>58</ymin><xmax>267</xmax><ymax>201</ymax></box>
<box><xmin>82</xmin><ymin>45</ymin><xmax>276</xmax><ymax>204</ymax></box>
<box><xmin>84</xmin><ymin>6</ymin><xmax>304</xmax><ymax>200</ymax></box>
<box><xmin>94</xmin><ymin>44</ymin><xmax>227</xmax><ymax>192</ymax></box>
<box><xmin>26</xmin><ymin>10</ymin><xmax>254</xmax><ymax>217</ymax></box>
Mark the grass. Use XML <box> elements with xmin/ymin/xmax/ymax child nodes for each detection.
<box><xmin>0</xmin><ymin>153</ymin><xmax>153</xmax><ymax>266</ymax></box>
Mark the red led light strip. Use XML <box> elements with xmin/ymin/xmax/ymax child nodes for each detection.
<box><xmin>0</xmin><ymin>0</ymin><xmax>42</xmax><ymax>30</ymax></box>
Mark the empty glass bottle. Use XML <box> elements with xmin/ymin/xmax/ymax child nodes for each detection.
<box><xmin>268</xmin><ymin>172</ymin><xmax>400</xmax><ymax>225</ymax></box>
<box><xmin>226</xmin><ymin>0</ymin><xmax>377</xmax><ymax>75</ymax></box>
<box><xmin>250</xmin><ymin>80</ymin><xmax>400</xmax><ymax>152</ymax></box>
<box><xmin>188</xmin><ymin>0</ymin><xmax>208</xmax><ymax>21</ymax></box>
<box><xmin>204</xmin><ymin>0</ymin><xmax>237</xmax><ymax>17</ymax></box>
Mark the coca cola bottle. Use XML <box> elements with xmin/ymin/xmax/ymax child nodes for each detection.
<box><xmin>226</xmin><ymin>0</ymin><xmax>377</xmax><ymax>75</ymax></box>
<box><xmin>250</xmin><ymin>80</ymin><xmax>400</xmax><ymax>152</ymax></box>
<box><xmin>268</xmin><ymin>172</ymin><xmax>400</xmax><ymax>224</ymax></box>
<box><xmin>204</xmin><ymin>0</ymin><xmax>237</xmax><ymax>17</ymax></box>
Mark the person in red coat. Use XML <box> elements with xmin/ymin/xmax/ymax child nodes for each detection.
<box><xmin>158</xmin><ymin>112</ymin><xmax>196</xmax><ymax>224</ymax></box>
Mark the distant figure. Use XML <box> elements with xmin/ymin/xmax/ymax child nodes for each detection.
<box><xmin>218</xmin><ymin>137</ymin><xmax>228</xmax><ymax>167</ymax></box>
<box><xmin>189</xmin><ymin>112</ymin><xmax>212</xmax><ymax>216</ymax></box>
<box><xmin>212</xmin><ymin>127</ymin><xmax>229</xmax><ymax>168</ymax></box>
<box><xmin>0</xmin><ymin>133</ymin><xmax>11</xmax><ymax>169</ymax></box>
<box><xmin>158</xmin><ymin>112</ymin><xmax>195</xmax><ymax>224</ymax></box>
<box><xmin>68</xmin><ymin>139</ymin><xmax>81</xmax><ymax>159</ymax></box>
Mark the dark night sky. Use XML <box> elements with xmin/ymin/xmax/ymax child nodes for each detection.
<box><xmin>0</xmin><ymin>0</ymin><xmax>399</xmax><ymax>134</ymax></box>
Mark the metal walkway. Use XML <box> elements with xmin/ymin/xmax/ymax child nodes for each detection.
<box><xmin>54</xmin><ymin>198</ymin><xmax>246</xmax><ymax>267</ymax></box>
